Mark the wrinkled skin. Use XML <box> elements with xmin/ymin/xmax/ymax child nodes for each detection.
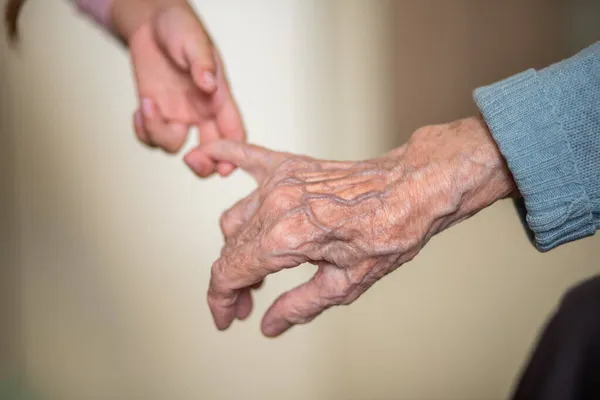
<box><xmin>185</xmin><ymin>116</ymin><xmax>517</xmax><ymax>337</ymax></box>
<box><xmin>129</xmin><ymin>5</ymin><xmax>245</xmax><ymax>176</ymax></box>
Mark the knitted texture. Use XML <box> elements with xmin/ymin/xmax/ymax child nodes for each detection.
<box><xmin>474</xmin><ymin>42</ymin><xmax>600</xmax><ymax>251</ymax></box>
<box><xmin>72</xmin><ymin>0</ymin><xmax>113</xmax><ymax>29</ymax></box>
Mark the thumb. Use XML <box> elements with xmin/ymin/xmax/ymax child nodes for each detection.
<box><xmin>154</xmin><ymin>6</ymin><xmax>217</xmax><ymax>93</ymax></box>
<box><xmin>261</xmin><ymin>264</ymin><xmax>347</xmax><ymax>337</ymax></box>
<box><xmin>184</xmin><ymin>38</ymin><xmax>218</xmax><ymax>94</ymax></box>
<box><xmin>184</xmin><ymin>140</ymin><xmax>284</xmax><ymax>182</ymax></box>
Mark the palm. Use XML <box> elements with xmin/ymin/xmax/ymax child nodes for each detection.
<box><xmin>129</xmin><ymin>7</ymin><xmax>244</xmax><ymax>174</ymax></box>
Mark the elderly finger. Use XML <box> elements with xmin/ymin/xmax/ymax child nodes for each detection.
<box><xmin>197</xmin><ymin>119</ymin><xmax>234</xmax><ymax>177</ymax></box>
<box><xmin>186</xmin><ymin>140</ymin><xmax>285</xmax><ymax>183</ymax></box>
<box><xmin>261</xmin><ymin>264</ymin><xmax>350</xmax><ymax>337</ymax></box>
<box><xmin>207</xmin><ymin>245</ymin><xmax>271</xmax><ymax>330</ymax></box>
<box><xmin>234</xmin><ymin>289</ymin><xmax>253</xmax><ymax>320</ymax></box>
<box><xmin>208</xmin><ymin>240</ymin><xmax>300</xmax><ymax>331</ymax></box>
<box><xmin>219</xmin><ymin>190</ymin><xmax>263</xmax><ymax>321</ymax></box>
<box><xmin>183</xmin><ymin>148</ymin><xmax>217</xmax><ymax>178</ymax></box>
<box><xmin>219</xmin><ymin>190</ymin><xmax>259</xmax><ymax>240</ymax></box>
<box><xmin>234</xmin><ymin>279</ymin><xmax>266</xmax><ymax>321</ymax></box>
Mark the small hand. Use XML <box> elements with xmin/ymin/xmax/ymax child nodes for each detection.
<box><xmin>185</xmin><ymin>117</ymin><xmax>517</xmax><ymax>336</ymax></box>
<box><xmin>129</xmin><ymin>5</ymin><xmax>244</xmax><ymax>176</ymax></box>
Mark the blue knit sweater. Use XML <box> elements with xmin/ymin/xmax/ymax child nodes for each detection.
<box><xmin>474</xmin><ymin>42</ymin><xmax>600</xmax><ymax>251</ymax></box>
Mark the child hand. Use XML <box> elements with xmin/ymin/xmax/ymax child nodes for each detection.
<box><xmin>129</xmin><ymin>4</ymin><xmax>245</xmax><ymax>176</ymax></box>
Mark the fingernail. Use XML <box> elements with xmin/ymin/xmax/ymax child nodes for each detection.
<box><xmin>134</xmin><ymin>110</ymin><xmax>143</xmax><ymax>128</ymax></box>
<box><xmin>141</xmin><ymin>98</ymin><xmax>153</xmax><ymax>118</ymax></box>
<box><xmin>203</xmin><ymin>71</ymin><xmax>216</xmax><ymax>90</ymax></box>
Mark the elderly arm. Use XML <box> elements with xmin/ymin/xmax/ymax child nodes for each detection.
<box><xmin>186</xmin><ymin>41</ymin><xmax>600</xmax><ymax>337</ymax></box>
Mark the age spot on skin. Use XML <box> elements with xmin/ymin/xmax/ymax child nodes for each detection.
<box><xmin>448</xmin><ymin>120</ymin><xmax>462</xmax><ymax>130</ymax></box>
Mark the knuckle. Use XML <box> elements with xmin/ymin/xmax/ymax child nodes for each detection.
<box><xmin>207</xmin><ymin>291</ymin><xmax>235</xmax><ymax>309</ymax></box>
<box><xmin>317</xmin><ymin>270</ymin><xmax>352</xmax><ymax>305</ymax></box>
<box><xmin>395</xmin><ymin>234</ymin><xmax>421</xmax><ymax>254</ymax></box>
<box><xmin>277</xmin><ymin>157</ymin><xmax>310</xmax><ymax>174</ymax></box>
<box><xmin>339</xmin><ymin>296</ymin><xmax>354</xmax><ymax>306</ymax></box>
<box><xmin>325</xmin><ymin>288</ymin><xmax>349</xmax><ymax>306</ymax></box>
<box><xmin>206</xmin><ymin>292</ymin><xmax>219</xmax><ymax>308</ymax></box>
<box><xmin>285</xmin><ymin>303</ymin><xmax>315</xmax><ymax>325</ymax></box>
<box><xmin>263</xmin><ymin>186</ymin><xmax>297</xmax><ymax>211</ymax></box>
<box><xmin>219</xmin><ymin>211</ymin><xmax>236</xmax><ymax>236</ymax></box>
<box><xmin>268</xmin><ymin>221</ymin><xmax>299</xmax><ymax>250</ymax></box>
<box><xmin>324</xmin><ymin>284</ymin><xmax>353</xmax><ymax>307</ymax></box>
<box><xmin>287</xmin><ymin>310</ymin><xmax>310</xmax><ymax>324</ymax></box>
<box><xmin>264</xmin><ymin>210</ymin><xmax>309</xmax><ymax>251</ymax></box>
<box><xmin>210</xmin><ymin>262</ymin><xmax>227</xmax><ymax>286</ymax></box>
<box><xmin>208</xmin><ymin>269</ymin><xmax>238</xmax><ymax>308</ymax></box>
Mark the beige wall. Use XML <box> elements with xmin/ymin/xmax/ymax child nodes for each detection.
<box><xmin>1</xmin><ymin>1</ymin><xmax>599</xmax><ymax>399</ymax></box>
<box><xmin>0</xmin><ymin>8</ymin><xmax>18</xmax><ymax>385</ymax></box>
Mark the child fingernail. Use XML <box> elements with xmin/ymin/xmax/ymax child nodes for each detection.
<box><xmin>203</xmin><ymin>71</ymin><xmax>216</xmax><ymax>90</ymax></box>
<box><xmin>141</xmin><ymin>98</ymin><xmax>153</xmax><ymax>118</ymax></box>
<box><xmin>134</xmin><ymin>110</ymin><xmax>143</xmax><ymax>128</ymax></box>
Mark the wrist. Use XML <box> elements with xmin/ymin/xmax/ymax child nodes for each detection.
<box><xmin>442</xmin><ymin>116</ymin><xmax>518</xmax><ymax>226</ymax></box>
<box><xmin>388</xmin><ymin>116</ymin><xmax>517</xmax><ymax>237</ymax></box>
<box><xmin>110</xmin><ymin>0</ymin><xmax>189</xmax><ymax>43</ymax></box>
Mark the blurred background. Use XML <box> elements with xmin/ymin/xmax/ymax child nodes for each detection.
<box><xmin>1</xmin><ymin>0</ymin><xmax>599</xmax><ymax>399</ymax></box>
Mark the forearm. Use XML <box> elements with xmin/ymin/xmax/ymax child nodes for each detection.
<box><xmin>436</xmin><ymin>116</ymin><xmax>518</xmax><ymax>229</ymax></box>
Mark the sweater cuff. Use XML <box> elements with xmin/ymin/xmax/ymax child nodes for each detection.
<box><xmin>73</xmin><ymin>0</ymin><xmax>114</xmax><ymax>30</ymax></box>
<box><xmin>474</xmin><ymin>69</ymin><xmax>595</xmax><ymax>251</ymax></box>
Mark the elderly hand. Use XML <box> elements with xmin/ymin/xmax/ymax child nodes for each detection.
<box><xmin>127</xmin><ymin>3</ymin><xmax>244</xmax><ymax>176</ymax></box>
<box><xmin>185</xmin><ymin>116</ymin><xmax>517</xmax><ymax>336</ymax></box>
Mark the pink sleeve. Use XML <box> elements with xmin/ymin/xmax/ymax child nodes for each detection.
<box><xmin>72</xmin><ymin>0</ymin><xmax>114</xmax><ymax>29</ymax></box>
